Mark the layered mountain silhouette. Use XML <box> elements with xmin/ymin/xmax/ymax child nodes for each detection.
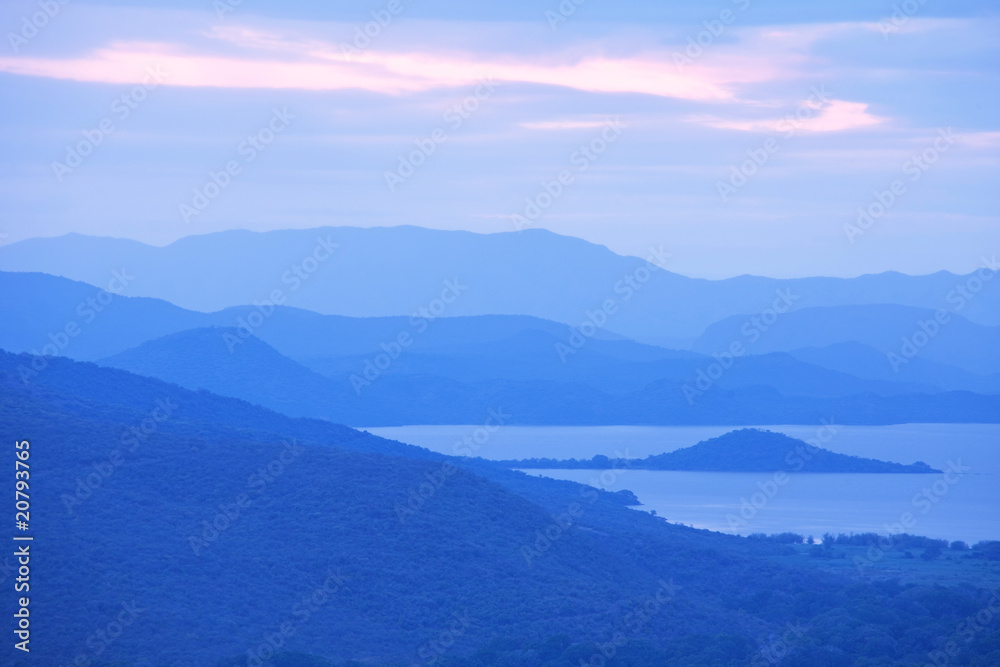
<box><xmin>4</xmin><ymin>223</ymin><xmax>1000</xmax><ymax>665</ymax></box>
<box><xmin>2</xmin><ymin>227</ymin><xmax>997</xmax><ymax>347</ymax></box>
<box><xmin>693</xmin><ymin>304</ymin><xmax>1000</xmax><ymax>375</ymax></box>
<box><xmin>787</xmin><ymin>342</ymin><xmax>1000</xmax><ymax>394</ymax></box>
<box><xmin>92</xmin><ymin>326</ymin><xmax>997</xmax><ymax>425</ymax></box>
<box><xmin>4</xmin><ymin>271</ymin><xmax>999</xmax><ymax>425</ymax></box>
<box><xmin>0</xmin><ymin>271</ymin><xmax>626</xmax><ymax>362</ymax></box>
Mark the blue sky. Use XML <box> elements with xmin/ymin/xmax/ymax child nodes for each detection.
<box><xmin>0</xmin><ymin>0</ymin><xmax>997</xmax><ymax>278</ymax></box>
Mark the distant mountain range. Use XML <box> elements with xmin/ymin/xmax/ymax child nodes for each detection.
<box><xmin>0</xmin><ymin>273</ymin><xmax>1000</xmax><ymax>426</ymax></box>
<box><xmin>3</xmin><ymin>226</ymin><xmax>999</xmax><ymax>664</ymax></box>
<box><xmin>693</xmin><ymin>304</ymin><xmax>1000</xmax><ymax>376</ymax></box>
<box><xmin>787</xmin><ymin>341</ymin><xmax>1000</xmax><ymax>394</ymax></box>
<box><xmin>2</xmin><ymin>226</ymin><xmax>998</xmax><ymax>348</ymax></box>
<box><xmin>3</xmin><ymin>271</ymin><xmax>998</xmax><ymax>425</ymax></box>
<box><xmin>503</xmin><ymin>428</ymin><xmax>941</xmax><ymax>473</ymax></box>
<box><xmin>94</xmin><ymin>325</ymin><xmax>1000</xmax><ymax>425</ymax></box>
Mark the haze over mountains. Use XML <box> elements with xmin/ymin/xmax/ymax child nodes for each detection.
<box><xmin>2</xmin><ymin>227</ymin><xmax>998</xmax><ymax>348</ymax></box>
<box><xmin>693</xmin><ymin>304</ymin><xmax>1000</xmax><ymax>376</ymax></box>
<box><xmin>90</xmin><ymin>325</ymin><xmax>998</xmax><ymax>425</ymax></box>
<box><xmin>4</xmin><ymin>0</ymin><xmax>999</xmax><ymax>661</ymax></box>
<box><xmin>2</xmin><ymin>255</ymin><xmax>998</xmax><ymax>425</ymax></box>
<box><xmin>3</xmin><ymin>225</ymin><xmax>1000</xmax><ymax>664</ymax></box>
<box><xmin>2</xmin><ymin>223</ymin><xmax>998</xmax><ymax>427</ymax></box>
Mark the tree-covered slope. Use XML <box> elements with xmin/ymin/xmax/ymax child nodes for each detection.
<box><xmin>1</xmin><ymin>354</ymin><xmax>999</xmax><ymax>665</ymax></box>
<box><xmin>506</xmin><ymin>428</ymin><xmax>941</xmax><ymax>473</ymax></box>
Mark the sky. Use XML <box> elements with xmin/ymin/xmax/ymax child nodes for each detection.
<box><xmin>0</xmin><ymin>0</ymin><xmax>997</xmax><ymax>279</ymax></box>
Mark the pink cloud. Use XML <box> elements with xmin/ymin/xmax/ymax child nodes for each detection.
<box><xmin>0</xmin><ymin>23</ymin><xmax>886</xmax><ymax>136</ymax></box>
<box><xmin>692</xmin><ymin>99</ymin><xmax>884</xmax><ymax>133</ymax></box>
<box><xmin>0</xmin><ymin>29</ymin><xmax>770</xmax><ymax>102</ymax></box>
<box><xmin>519</xmin><ymin>120</ymin><xmax>616</xmax><ymax>130</ymax></box>
<box><xmin>0</xmin><ymin>44</ymin><xmax>439</xmax><ymax>94</ymax></box>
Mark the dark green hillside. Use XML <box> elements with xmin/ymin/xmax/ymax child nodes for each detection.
<box><xmin>506</xmin><ymin>428</ymin><xmax>941</xmax><ymax>473</ymax></box>
<box><xmin>2</xmin><ymin>349</ymin><xmax>419</xmax><ymax>460</ymax></box>
<box><xmin>2</xmin><ymin>353</ymin><xmax>998</xmax><ymax>665</ymax></box>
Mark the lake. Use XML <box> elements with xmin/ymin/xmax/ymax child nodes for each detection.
<box><xmin>363</xmin><ymin>424</ymin><xmax>1000</xmax><ymax>543</ymax></box>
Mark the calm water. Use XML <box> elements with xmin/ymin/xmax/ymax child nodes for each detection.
<box><xmin>364</xmin><ymin>424</ymin><xmax>1000</xmax><ymax>543</ymax></box>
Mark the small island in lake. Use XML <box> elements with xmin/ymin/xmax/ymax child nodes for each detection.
<box><xmin>504</xmin><ymin>428</ymin><xmax>942</xmax><ymax>473</ymax></box>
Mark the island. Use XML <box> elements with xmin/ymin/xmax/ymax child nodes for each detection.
<box><xmin>502</xmin><ymin>428</ymin><xmax>942</xmax><ymax>473</ymax></box>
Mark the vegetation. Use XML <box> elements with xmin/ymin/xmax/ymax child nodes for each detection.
<box><xmin>2</xmin><ymin>352</ymin><xmax>997</xmax><ymax>665</ymax></box>
<box><xmin>504</xmin><ymin>428</ymin><xmax>941</xmax><ymax>473</ymax></box>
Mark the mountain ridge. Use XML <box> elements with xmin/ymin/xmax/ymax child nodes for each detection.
<box><xmin>6</xmin><ymin>271</ymin><xmax>999</xmax><ymax>424</ymax></box>
<box><xmin>3</xmin><ymin>227</ymin><xmax>997</xmax><ymax>347</ymax></box>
